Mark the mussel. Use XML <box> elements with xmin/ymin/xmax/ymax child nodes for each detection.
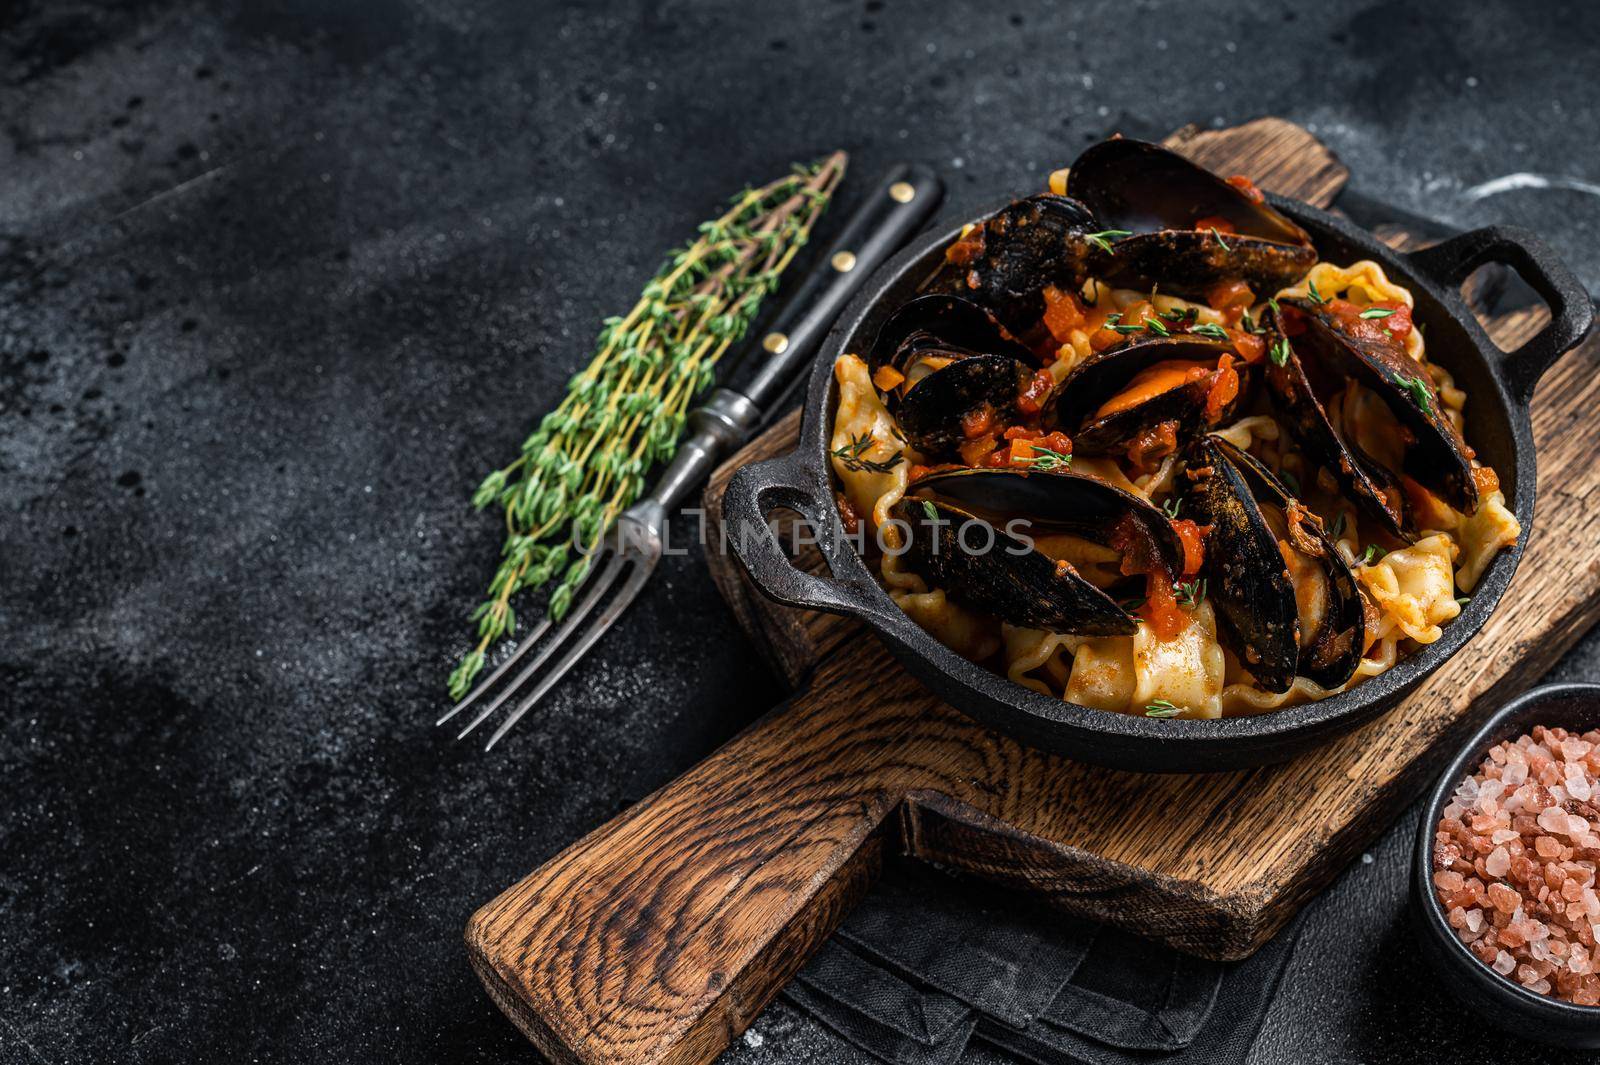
<box><xmin>1263</xmin><ymin>299</ymin><xmax>1476</xmax><ymax>539</ymax></box>
<box><xmin>938</xmin><ymin>194</ymin><xmax>1106</xmax><ymax>340</ymax></box>
<box><xmin>1047</xmin><ymin>335</ymin><xmax>1248</xmax><ymax>463</ymax></box>
<box><xmin>1183</xmin><ymin>434</ymin><xmax>1364</xmax><ymax>692</ymax></box>
<box><xmin>867</xmin><ymin>294</ymin><xmax>1039</xmax><ymax>461</ymax></box>
<box><xmin>890</xmin><ymin>467</ymin><xmax>1183</xmax><ymax>635</ymax></box>
<box><xmin>1067</xmin><ymin>138</ymin><xmax>1316</xmax><ymax>299</ymax></box>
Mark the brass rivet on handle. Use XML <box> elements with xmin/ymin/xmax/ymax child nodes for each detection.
<box><xmin>888</xmin><ymin>181</ymin><xmax>916</xmax><ymax>203</ymax></box>
<box><xmin>831</xmin><ymin>250</ymin><xmax>857</xmax><ymax>273</ymax></box>
<box><xmin>762</xmin><ymin>332</ymin><xmax>790</xmax><ymax>355</ymax></box>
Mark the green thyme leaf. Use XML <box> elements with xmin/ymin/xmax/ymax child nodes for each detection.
<box><xmin>1361</xmin><ymin>543</ymin><xmax>1388</xmax><ymax>565</ymax></box>
<box><xmin>1175</xmin><ymin>578</ymin><xmax>1207</xmax><ymax>610</ymax></box>
<box><xmin>1210</xmin><ymin>226</ymin><xmax>1231</xmax><ymax>252</ymax></box>
<box><xmin>1162</xmin><ymin>496</ymin><xmax>1182</xmax><ymax>519</ymax></box>
<box><xmin>1190</xmin><ymin>322</ymin><xmax>1230</xmax><ymax>341</ymax></box>
<box><xmin>1359</xmin><ymin>306</ymin><xmax>1397</xmax><ymax>319</ymax></box>
<box><xmin>1307</xmin><ymin>278</ymin><xmax>1326</xmax><ymax>304</ymax></box>
<box><xmin>1022</xmin><ymin>445</ymin><xmax>1073</xmax><ymax>472</ymax></box>
<box><xmin>1086</xmin><ymin>229</ymin><xmax>1133</xmax><ymax>254</ymax></box>
<box><xmin>921</xmin><ymin>500</ymin><xmax>939</xmax><ymax>522</ymax></box>
<box><xmin>1398</xmin><ymin>374</ymin><xmax>1432</xmax><ymax>413</ymax></box>
<box><xmin>1269</xmin><ymin>337</ymin><xmax>1291</xmax><ymax>367</ymax></box>
<box><xmin>1145</xmin><ymin>700</ymin><xmax>1184</xmax><ymax>718</ymax></box>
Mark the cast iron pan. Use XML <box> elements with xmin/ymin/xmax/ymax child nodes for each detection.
<box><xmin>723</xmin><ymin>196</ymin><xmax>1593</xmax><ymax>772</ymax></box>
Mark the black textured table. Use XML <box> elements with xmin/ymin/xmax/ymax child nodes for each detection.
<box><xmin>3</xmin><ymin>3</ymin><xmax>1598</xmax><ymax>1063</ymax></box>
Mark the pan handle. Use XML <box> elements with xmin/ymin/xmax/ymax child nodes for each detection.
<box><xmin>1407</xmin><ymin>225</ymin><xmax>1593</xmax><ymax>404</ymax></box>
<box><xmin>723</xmin><ymin>449</ymin><xmax>895</xmax><ymax>623</ymax></box>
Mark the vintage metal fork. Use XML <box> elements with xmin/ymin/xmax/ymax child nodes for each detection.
<box><xmin>440</xmin><ymin>164</ymin><xmax>942</xmax><ymax>749</ymax></box>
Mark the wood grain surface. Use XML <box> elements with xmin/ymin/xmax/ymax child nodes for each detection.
<box><xmin>467</xmin><ymin>117</ymin><xmax>1600</xmax><ymax>1065</ymax></box>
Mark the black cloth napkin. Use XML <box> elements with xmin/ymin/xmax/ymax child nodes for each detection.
<box><xmin>782</xmin><ymin>854</ymin><xmax>1302</xmax><ymax>1065</ymax></box>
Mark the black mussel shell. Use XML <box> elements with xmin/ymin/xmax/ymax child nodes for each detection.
<box><xmin>867</xmin><ymin>294</ymin><xmax>1035</xmax><ymax>379</ymax></box>
<box><xmin>912</xmin><ymin>465</ymin><xmax>1186</xmax><ymax>575</ymax></box>
<box><xmin>1067</xmin><ymin>138</ymin><xmax>1316</xmax><ymax>298</ymax></box>
<box><xmin>939</xmin><ymin>194</ymin><xmax>1104</xmax><ymax>339</ymax></box>
<box><xmin>1183</xmin><ymin>435</ymin><xmax>1300</xmax><ymax>692</ymax></box>
<box><xmin>1279</xmin><ymin>297</ymin><xmax>1478</xmax><ymax>515</ymax></box>
<box><xmin>888</xmin><ymin>496</ymin><xmax>1136</xmax><ymax>636</ymax></box>
<box><xmin>1185</xmin><ymin>435</ymin><xmax>1365</xmax><ymax>692</ymax></box>
<box><xmin>895</xmin><ymin>355</ymin><xmax>1030</xmax><ymax>461</ymax></box>
<box><xmin>1048</xmin><ymin>335</ymin><xmax>1247</xmax><ymax>458</ymax></box>
<box><xmin>1262</xmin><ymin>305</ymin><xmax>1410</xmax><ymax>540</ymax></box>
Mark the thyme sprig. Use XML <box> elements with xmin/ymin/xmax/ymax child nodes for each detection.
<box><xmin>448</xmin><ymin>153</ymin><xmax>848</xmax><ymax>698</ymax></box>
<box><xmin>1020</xmin><ymin>445</ymin><xmax>1073</xmax><ymax>471</ymax></box>
<box><xmin>832</xmin><ymin>432</ymin><xmax>904</xmax><ymax>474</ymax></box>
<box><xmin>1145</xmin><ymin>699</ymin><xmax>1184</xmax><ymax>718</ymax></box>
<box><xmin>1086</xmin><ymin>229</ymin><xmax>1133</xmax><ymax>253</ymax></box>
<box><xmin>1176</xmin><ymin>578</ymin><xmax>1207</xmax><ymax>610</ymax></box>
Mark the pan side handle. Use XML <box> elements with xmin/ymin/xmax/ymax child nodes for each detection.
<box><xmin>1408</xmin><ymin>225</ymin><xmax>1594</xmax><ymax>404</ymax></box>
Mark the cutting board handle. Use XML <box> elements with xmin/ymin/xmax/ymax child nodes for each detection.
<box><xmin>465</xmin><ymin>672</ymin><xmax>925</xmax><ymax>1065</ymax></box>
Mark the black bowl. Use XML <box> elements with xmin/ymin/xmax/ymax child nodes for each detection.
<box><xmin>724</xmin><ymin>194</ymin><xmax>1593</xmax><ymax>772</ymax></box>
<box><xmin>1412</xmin><ymin>682</ymin><xmax>1600</xmax><ymax>1047</ymax></box>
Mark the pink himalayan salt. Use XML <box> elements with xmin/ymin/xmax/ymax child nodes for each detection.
<box><xmin>1435</xmin><ymin>727</ymin><xmax>1600</xmax><ymax>1007</ymax></box>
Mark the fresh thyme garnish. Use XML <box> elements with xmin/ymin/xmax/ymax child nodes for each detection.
<box><xmin>448</xmin><ymin>153</ymin><xmax>847</xmax><ymax>699</ymax></box>
<box><xmin>1176</xmin><ymin>578</ymin><xmax>1207</xmax><ymax>609</ymax></box>
<box><xmin>1278</xmin><ymin>468</ymin><xmax>1301</xmax><ymax>495</ymax></box>
<box><xmin>1210</xmin><ymin>226</ymin><xmax>1231</xmax><ymax>252</ymax></box>
<box><xmin>1162</xmin><ymin>496</ymin><xmax>1182</xmax><ymax>519</ymax></box>
<box><xmin>1455</xmin><ymin>596</ymin><xmax>1472</xmax><ymax>607</ymax></box>
<box><xmin>1397</xmin><ymin>374</ymin><xmax>1432</xmax><ymax>413</ymax></box>
<box><xmin>1086</xmin><ymin>229</ymin><xmax>1133</xmax><ymax>253</ymax></box>
<box><xmin>1359</xmin><ymin>307</ymin><xmax>1397</xmax><ymax>320</ymax></box>
<box><xmin>1120</xmin><ymin>596</ymin><xmax>1147</xmax><ymax>614</ymax></box>
<box><xmin>1240</xmin><ymin>310</ymin><xmax>1266</xmax><ymax>335</ymax></box>
<box><xmin>1307</xmin><ymin>278</ymin><xmax>1326</xmax><ymax>304</ymax></box>
<box><xmin>1161</xmin><ymin>306</ymin><xmax>1199</xmax><ymax>324</ymax></box>
<box><xmin>1329</xmin><ymin>511</ymin><xmax>1348</xmax><ymax>540</ymax></box>
<box><xmin>832</xmin><ymin>432</ymin><xmax>905</xmax><ymax>474</ymax></box>
<box><xmin>1269</xmin><ymin>337</ymin><xmax>1291</xmax><ymax>367</ymax></box>
<box><xmin>1110</xmin><ymin>321</ymin><xmax>1145</xmax><ymax>334</ymax></box>
<box><xmin>1145</xmin><ymin>317</ymin><xmax>1171</xmax><ymax>337</ymax></box>
<box><xmin>1267</xmin><ymin>296</ymin><xmax>1281</xmax><ymax>316</ymax></box>
<box><xmin>1021</xmin><ymin>445</ymin><xmax>1073</xmax><ymax>471</ymax></box>
<box><xmin>1360</xmin><ymin>543</ymin><xmax>1388</xmax><ymax>565</ymax></box>
<box><xmin>921</xmin><ymin>500</ymin><xmax>939</xmax><ymax>522</ymax></box>
<box><xmin>1190</xmin><ymin>322</ymin><xmax>1229</xmax><ymax>341</ymax></box>
<box><xmin>1145</xmin><ymin>700</ymin><xmax>1184</xmax><ymax>718</ymax></box>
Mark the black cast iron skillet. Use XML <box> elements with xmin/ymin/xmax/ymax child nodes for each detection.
<box><xmin>724</xmin><ymin>196</ymin><xmax>1593</xmax><ymax>772</ymax></box>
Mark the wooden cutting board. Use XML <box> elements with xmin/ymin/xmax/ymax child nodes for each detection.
<box><xmin>466</xmin><ymin>119</ymin><xmax>1600</xmax><ymax>1065</ymax></box>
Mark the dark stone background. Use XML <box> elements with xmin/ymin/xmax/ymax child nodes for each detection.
<box><xmin>3</xmin><ymin>1</ymin><xmax>1598</xmax><ymax>1062</ymax></box>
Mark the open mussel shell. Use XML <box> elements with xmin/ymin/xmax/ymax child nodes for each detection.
<box><xmin>1067</xmin><ymin>138</ymin><xmax>1316</xmax><ymax>298</ymax></box>
<box><xmin>895</xmin><ymin>354</ymin><xmax>1030</xmax><ymax>460</ymax></box>
<box><xmin>940</xmin><ymin>193</ymin><xmax>1105</xmax><ymax>339</ymax></box>
<box><xmin>913</xmin><ymin>465</ymin><xmax>1185</xmax><ymax>572</ymax></box>
<box><xmin>888</xmin><ymin>495</ymin><xmax>1136</xmax><ymax>636</ymax></box>
<box><xmin>1048</xmin><ymin>335</ymin><xmax>1247</xmax><ymax>457</ymax></box>
<box><xmin>1184</xmin><ymin>435</ymin><xmax>1364</xmax><ymax>692</ymax></box>
<box><xmin>866</xmin><ymin>294</ymin><xmax>1035</xmax><ymax>379</ymax></box>
<box><xmin>1262</xmin><ymin>305</ymin><xmax>1410</xmax><ymax>540</ymax></box>
<box><xmin>1279</xmin><ymin>297</ymin><xmax>1478</xmax><ymax>515</ymax></box>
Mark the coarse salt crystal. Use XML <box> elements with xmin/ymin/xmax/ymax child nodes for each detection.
<box><xmin>1436</xmin><ymin>725</ymin><xmax>1600</xmax><ymax>1006</ymax></box>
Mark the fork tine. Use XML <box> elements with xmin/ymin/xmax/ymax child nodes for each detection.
<box><xmin>436</xmin><ymin>615</ymin><xmax>555</xmax><ymax>727</ymax></box>
<box><xmin>453</xmin><ymin>553</ymin><xmax>628</xmax><ymax>741</ymax></box>
<box><xmin>482</xmin><ymin>559</ymin><xmax>654</xmax><ymax>751</ymax></box>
